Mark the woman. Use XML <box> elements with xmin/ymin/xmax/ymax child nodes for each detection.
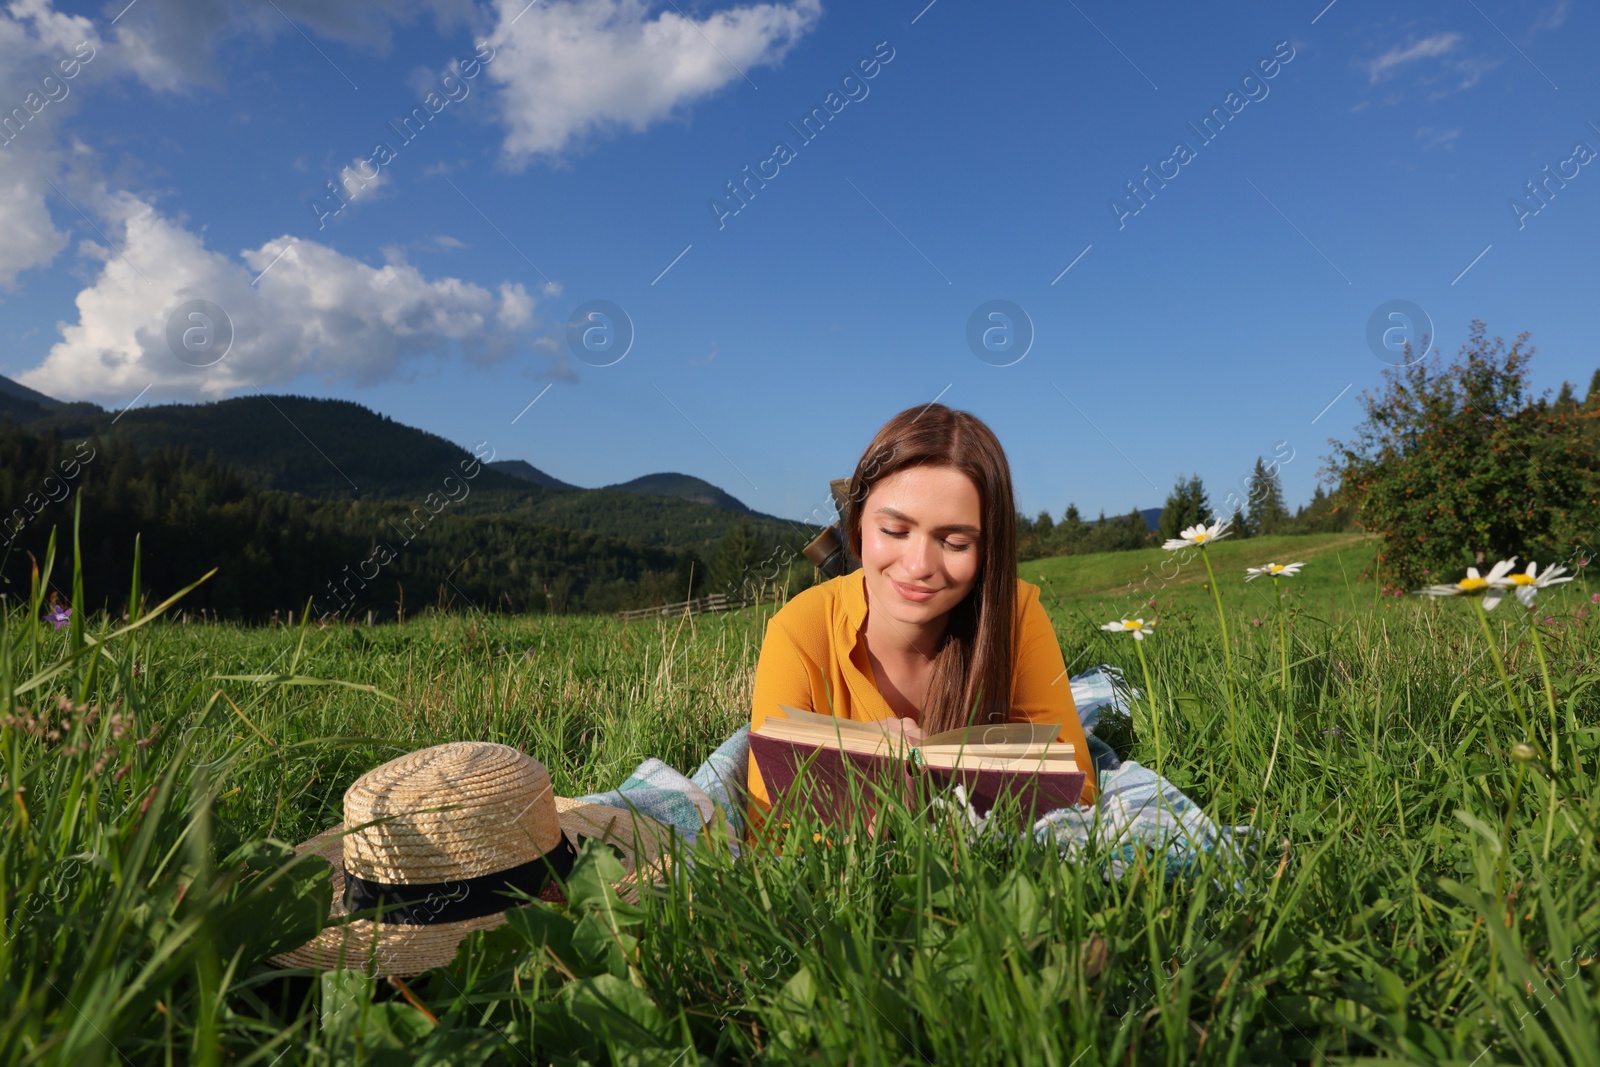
<box><xmin>747</xmin><ymin>403</ymin><xmax>1097</xmax><ymax>829</ymax></box>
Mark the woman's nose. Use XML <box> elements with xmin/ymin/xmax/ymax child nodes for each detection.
<box><xmin>901</xmin><ymin>535</ymin><xmax>937</xmax><ymax>578</ymax></box>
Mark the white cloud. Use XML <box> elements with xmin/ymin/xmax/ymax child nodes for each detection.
<box><xmin>338</xmin><ymin>156</ymin><xmax>390</xmax><ymax>202</ymax></box>
<box><xmin>483</xmin><ymin>0</ymin><xmax>821</xmax><ymax>166</ymax></box>
<box><xmin>1366</xmin><ymin>32</ymin><xmax>1462</xmax><ymax>83</ymax></box>
<box><xmin>1416</xmin><ymin>126</ymin><xmax>1461</xmax><ymax>151</ymax></box>
<box><xmin>18</xmin><ymin>193</ymin><xmax>549</xmax><ymax>402</ymax></box>
<box><xmin>108</xmin><ymin>0</ymin><xmax>477</xmax><ymax>93</ymax></box>
<box><xmin>0</xmin><ymin>0</ymin><xmax>103</xmax><ymax>287</ymax></box>
<box><xmin>0</xmin><ymin>164</ymin><xmax>69</xmax><ymax>290</ymax></box>
<box><xmin>1533</xmin><ymin>0</ymin><xmax>1568</xmax><ymax>32</ymax></box>
<box><xmin>1449</xmin><ymin>55</ymin><xmax>1500</xmax><ymax>92</ymax></box>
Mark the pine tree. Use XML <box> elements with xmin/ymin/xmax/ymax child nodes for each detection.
<box><xmin>1157</xmin><ymin>474</ymin><xmax>1211</xmax><ymax>542</ymax></box>
<box><xmin>1121</xmin><ymin>507</ymin><xmax>1150</xmax><ymax>548</ymax></box>
<box><xmin>709</xmin><ymin>519</ymin><xmax>764</xmax><ymax>599</ymax></box>
<box><xmin>1291</xmin><ymin>482</ymin><xmax>1349</xmax><ymax>533</ymax></box>
<box><xmin>1555</xmin><ymin>381</ymin><xmax>1578</xmax><ymax>414</ymax></box>
<box><xmin>1585</xmin><ymin>368</ymin><xmax>1600</xmax><ymax>410</ymax></box>
<box><xmin>1246</xmin><ymin>456</ymin><xmax>1290</xmax><ymax>536</ymax></box>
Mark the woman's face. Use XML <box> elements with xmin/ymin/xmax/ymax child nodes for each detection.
<box><xmin>858</xmin><ymin>465</ymin><xmax>983</xmax><ymax>629</ymax></box>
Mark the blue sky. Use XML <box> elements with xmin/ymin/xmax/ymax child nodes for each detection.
<box><xmin>1</xmin><ymin>0</ymin><xmax>1595</xmax><ymax>524</ymax></box>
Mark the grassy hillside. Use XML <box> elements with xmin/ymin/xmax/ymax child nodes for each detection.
<box><xmin>1020</xmin><ymin>532</ymin><xmax>1378</xmax><ymax>622</ymax></box>
<box><xmin>3</xmin><ymin>545</ymin><xmax>1596</xmax><ymax>1063</ymax></box>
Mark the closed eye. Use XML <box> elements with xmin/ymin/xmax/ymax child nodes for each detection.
<box><xmin>881</xmin><ymin>527</ymin><xmax>974</xmax><ymax>552</ymax></box>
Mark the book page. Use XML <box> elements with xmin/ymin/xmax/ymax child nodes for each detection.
<box><xmin>917</xmin><ymin>722</ymin><xmax>1062</xmax><ymax>749</ymax></box>
<box><xmin>757</xmin><ymin>718</ymin><xmax>916</xmax><ymax>758</ymax></box>
<box><xmin>773</xmin><ymin>704</ymin><xmax>894</xmax><ymax>735</ymax></box>
<box><xmin>919</xmin><ymin>749</ymin><xmax>1077</xmax><ymax>771</ymax></box>
<box><xmin>915</xmin><ymin>741</ymin><xmax>1071</xmax><ymax>758</ymax></box>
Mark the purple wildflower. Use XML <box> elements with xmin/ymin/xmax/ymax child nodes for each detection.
<box><xmin>46</xmin><ymin>606</ymin><xmax>71</xmax><ymax>630</ymax></box>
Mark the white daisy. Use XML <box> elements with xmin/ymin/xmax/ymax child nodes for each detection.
<box><xmin>1418</xmin><ymin>558</ymin><xmax>1520</xmax><ymax>609</ymax></box>
<box><xmin>1101</xmin><ymin>618</ymin><xmax>1155</xmax><ymax>641</ymax></box>
<box><xmin>1245</xmin><ymin>562</ymin><xmax>1305</xmax><ymax>581</ymax></box>
<box><xmin>1162</xmin><ymin>518</ymin><xmax>1232</xmax><ymax>552</ymax></box>
<box><xmin>1492</xmin><ymin>560</ymin><xmax>1574</xmax><ymax>609</ymax></box>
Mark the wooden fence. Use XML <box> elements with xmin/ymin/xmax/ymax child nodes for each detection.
<box><xmin>615</xmin><ymin>592</ymin><xmax>742</xmax><ymax>622</ymax></box>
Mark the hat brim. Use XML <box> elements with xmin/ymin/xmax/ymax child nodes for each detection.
<box><xmin>268</xmin><ymin>797</ymin><xmax>673</xmax><ymax>977</ymax></box>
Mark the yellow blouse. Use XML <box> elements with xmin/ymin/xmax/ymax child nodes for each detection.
<box><xmin>747</xmin><ymin>569</ymin><xmax>1097</xmax><ymax>826</ymax></box>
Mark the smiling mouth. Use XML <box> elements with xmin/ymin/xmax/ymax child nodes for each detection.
<box><xmin>891</xmin><ymin>578</ymin><xmax>939</xmax><ymax>601</ymax></box>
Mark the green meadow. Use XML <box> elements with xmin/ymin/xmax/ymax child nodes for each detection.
<box><xmin>1020</xmin><ymin>532</ymin><xmax>1378</xmax><ymax>619</ymax></box>
<box><xmin>3</xmin><ymin>535</ymin><xmax>1598</xmax><ymax>1065</ymax></box>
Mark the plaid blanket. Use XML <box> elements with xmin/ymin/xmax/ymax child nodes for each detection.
<box><xmin>575</xmin><ymin>666</ymin><xmax>1249</xmax><ymax>876</ymax></box>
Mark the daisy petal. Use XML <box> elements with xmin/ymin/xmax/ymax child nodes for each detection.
<box><xmin>1485</xmin><ymin>557</ymin><xmax>1520</xmax><ymax>583</ymax></box>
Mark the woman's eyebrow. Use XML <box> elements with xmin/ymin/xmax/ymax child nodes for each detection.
<box><xmin>874</xmin><ymin>506</ymin><xmax>980</xmax><ymax>535</ymax></box>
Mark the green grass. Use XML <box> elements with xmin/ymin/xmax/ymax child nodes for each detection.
<box><xmin>3</xmin><ymin>533</ymin><xmax>1599</xmax><ymax>1065</ymax></box>
<box><xmin>1021</xmin><ymin>532</ymin><xmax>1379</xmax><ymax>620</ymax></box>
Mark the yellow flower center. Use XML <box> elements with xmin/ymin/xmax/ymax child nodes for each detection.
<box><xmin>1268</xmin><ymin>564</ymin><xmax>1284</xmax><ymax>572</ymax></box>
<box><xmin>1130</xmin><ymin>619</ymin><xmax>1144</xmax><ymax>629</ymax></box>
<box><xmin>1194</xmin><ymin>533</ymin><xmax>1210</xmax><ymax>543</ymax></box>
<box><xmin>1509</xmin><ymin>574</ymin><xmax>1536</xmax><ymax>586</ymax></box>
<box><xmin>1458</xmin><ymin>577</ymin><xmax>1488</xmax><ymax>592</ymax></box>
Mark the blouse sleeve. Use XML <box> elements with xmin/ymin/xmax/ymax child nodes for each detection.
<box><xmin>747</xmin><ymin>611</ymin><xmax>829</xmax><ymax>821</ymax></box>
<box><xmin>1009</xmin><ymin>585</ymin><xmax>1098</xmax><ymax>805</ymax></box>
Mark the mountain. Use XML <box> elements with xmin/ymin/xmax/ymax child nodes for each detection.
<box><xmin>6</xmin><ymin>389</ymin><xmax>811</xmax><ymax>560</ymax></box>
<box><xmin>0</xmin><ymin>374</ymin><xmax>61</xmax><ymax>409</ymax></box>
<box><xmin>489</xmin><ymin>459</ymin><xmax>580</xmax><ymax>492</ymax></box>
<box><xmin>1142</xmin><ymin>507</ymin><xmax>1162</xmax><ymax>532</ymax></box>
<box><xmin>0</xmin><ymin>374</ymin><xmax>64</xmax><ymax>422</ymax></box>
<box><xmin>21</xmin><ymin>394</ymin><xmax>534</xmax><ymax>501</ymax></box>
<box><xmin>495</xmin><ymin>464</ymin><xmax>773</xmax><ymax>520</ymax></box>
<box><xmin>0</xmin><ymin>421</ymin><xmax>688</xmax><ymax>619</ymax></box>
<box><xmin>603</xmin><ymin>472</ymin><xmax>756</xmax><ymax>515</ymax></box>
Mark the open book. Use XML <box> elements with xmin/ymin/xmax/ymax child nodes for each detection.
<box><xmin>750</xmin><ymin>705</ymin><xmax>1086</xmax><ymax>827</ymax></box>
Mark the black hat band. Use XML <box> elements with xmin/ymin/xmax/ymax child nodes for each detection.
<box><xmin>341</xmin><ymin>833</ymin><xmax>578</xmax><ymax>925</ymax></box>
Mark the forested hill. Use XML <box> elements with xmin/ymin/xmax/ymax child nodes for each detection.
<box><xmin>488</xmin><ymin>459</ymin><xmax>580</xmax><ymax>491</ymax></box>
<box><xmin>602</xmin><ymin>473</ymin><xmax>756</xmax><ymax>514</ymax></box>
<box><xmin>1</xmin><ymin>382</ymin><xmax>810</xmax><ymax>559</ymax></box>
<box><xmin>0</xmin><ymin>424</ymin><xmax>687</xmax><ymax>618</ymax></box>
<box><xmin>21</xmin><ymin>393</ymin><xmax>533</xmax><ymax>501</ymax></box>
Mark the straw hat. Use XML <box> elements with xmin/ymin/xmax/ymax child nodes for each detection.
<box><xmin>271</xmin><ymin>741</ymin><xmax>672</xmax><ymax>977</ymax></box>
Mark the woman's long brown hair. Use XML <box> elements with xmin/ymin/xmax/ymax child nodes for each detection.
<box><xmin>842</xmin><ymin>403</ymin><xmax>1018</xmax><ymax>736</ymax></box>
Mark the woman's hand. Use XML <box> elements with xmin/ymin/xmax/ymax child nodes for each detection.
<box><xmin>877</xmin><ymin>716</ymin><xmax>923</xmax><ymax>745</ymax></box>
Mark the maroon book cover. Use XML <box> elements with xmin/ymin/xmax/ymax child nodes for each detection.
<box><xmin>921</xmin><ymin>764</ymin><xmax>1086</xmax><ymax>819</ymax></box>
<box><xmin>749</xmin><ymin>733</ymin><xmax>1087</xmax><ymax>828</ymax></box>
<box><xmin>749</xmin><ymin>733</ymin><xmax>913</xmax><ymax>827</ymax></box>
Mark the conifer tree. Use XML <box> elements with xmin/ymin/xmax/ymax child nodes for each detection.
<box><xmin>1156</xmin><ymin>474</ymin><xmax>1211</xmax><ymax>542</ymax></box>
<box><xmin>1584</xmin><ymin>368</ymin><xmax>1600</xmax><ymax>410</ymax></box>
<box><xmin>1555</xmin><ymin>381</ymin><xmax>1578</xmax><ymax>414</ymax></box>
<box><xmin>1246</xmin><ymin>456</ymin><xmax>1290</xmax><ymax>536</ymax></box>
